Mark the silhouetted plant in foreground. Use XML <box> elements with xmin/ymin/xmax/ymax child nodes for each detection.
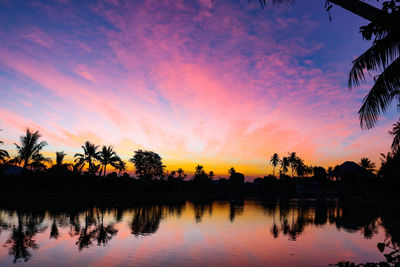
<box><xmin>14</xmin><ymin>129</ymin><xmax>47</xmax><ymax>174</ymax></box>
<box><xmin>335</xmin><ymin>241</ymin><xmax>400</xmax><ymax>267</ymax></box>
<box><xmin>359</xmin><ymin>157</ymin><xmax>376</xmax><ymax>173</ymax></box>
<box><xmin>389</xmin><ymin>119</ymin><xmax>400</xmax><ymax>154</ymax></box>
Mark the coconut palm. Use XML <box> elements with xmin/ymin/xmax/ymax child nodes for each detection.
<box><xmin>280</xmin><ymin>157</ymin><xmax>290</xmax><ymax>175</ymax></box>
<box><xmin>30</xmin><ymin>153</ymin><xmax>52</xmax><ymax>172</ymax></box>
<box><xmin>14</xmin><ymin>129</ymin><xmax>47</xmax><ymax>173</ymax></box>
<box><xmin>359</xmin><ymin>157</ymin><xmax>376</xmax><ymax>173</ymax></box>
<box><xmin>176</xmin><ymin>168</ymin><xmax>185</xmax><ymax>180</ymax></box>
<box><xmin>55</xmin><ymin>151</ymin><xmax>67</xmax><ymax>166</ymax></box>
<box><xmin>0</xmin><ymin>140</ymin><xmax>9</xmax><ymax>163</ymax></box>
<box><xmin>346</xmin><ymin>1</ymin><xmax>400</xmax><ymax>129</ymax></box>
<box><xmin>288</xmin><ymin>152</ymin><xmax>298</xmax><ymax>177</ymax></box>
<box><xmin>74</xmin><ymin>141</ymin><xmax>101</xmax><ymax>175</ymax></box>
<box><xmin>270</xmin><ymin>153</ymin><xmax>280</xmax><ymax>177</ymax></box>
<box><xmin>115</xmin><ymin>159</ymin><xmax>127</xmax><ymax>176</ymax></box>
<box><xmin>389</xmin><ymin>119</ymin><xmax>400</xmax><ymax>153</ymax></box>
<box><xmin>98</xmin><ymin>145</ymin><xmax>120</xmax><ymax>177</ymax></box>
<box><xmin>51</xmin><ymin>151</ymin><xmax>72</xmax><ymax>172</ymax></box>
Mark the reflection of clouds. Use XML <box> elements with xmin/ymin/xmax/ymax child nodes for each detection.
<box><xmin>0</xmin><ymin>201</ymin><xmax>392</xmax><ymax>265</ymax></box>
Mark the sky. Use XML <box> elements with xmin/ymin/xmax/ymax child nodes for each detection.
<box><xmin>0</xmin><ymin>0</ymin><xmax>397</xmax><ymax>177</ymax></box>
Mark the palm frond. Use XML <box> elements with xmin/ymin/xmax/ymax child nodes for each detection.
<box><xmin>349</xmin><ymin>33</ymin><xmax>400</xmax><ymax>88</ymax></box>
<box><xmin>359</xmin><ymin>57</ymin><xmax>400</xmax><ymax>129</ymax></box>
<box><xmin>389</xmin><ymin>119</ymin><xmax>400</xmax><ymax>152</ymax></box>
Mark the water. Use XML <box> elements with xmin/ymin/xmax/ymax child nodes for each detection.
<box><xmin>0</xmin><ymin>199</ymin><xmax>393</xmax><ymax>266</ymax></box>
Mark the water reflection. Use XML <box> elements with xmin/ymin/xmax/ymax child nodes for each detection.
<box><xmin>0</xmin><ymin>200</ymin><xmax>397</xmax><ymax>266</ymax></box>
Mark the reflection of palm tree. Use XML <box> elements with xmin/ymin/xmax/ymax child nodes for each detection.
<box><xmin>14</xmin><ymin>129</ymin><xmax>47</xmax><ymax>174</ymax></box>
<box><xmin>94</xmin><ymin>210</ymin><xmax>118</xmax><ymax>246</ymax></box>
<box><xmin>50</xmin><ymin>219</ymin><xmax>59</xmax><ymax>240</ymax></box>
<box><xmin>74</xmin><ymin>141</ymin><xmax>101</xmax><ymax>175</ymax></box>
<box><xmin>98</xmin><ymin>145</ymin><xmax>120</xmax><ymax>177</ymax></box>
<box><xmin>130</xmin><ymin>206</ymin><xmax>162</xmax><ymax>236</ymax></box>
<box><xmin>4</xmin><ymin>212</ymin><xmax>46</xmax><ymax>263</ymax></box>
<box><xmin>270</xmin><ymin>153</ymin><xmax>280</xmax><ymax>177</ymax></box>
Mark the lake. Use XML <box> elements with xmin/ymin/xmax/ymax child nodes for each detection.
<box><xmin>0</xmin><ymin>199</ymin><xmax>394</xmax><ymax>266</ymax></box>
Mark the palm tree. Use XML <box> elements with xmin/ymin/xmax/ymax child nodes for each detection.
<box><xmin>176</xmin><ymin>168</ymin><xmax>185</xmax><ymax>180</ymax></box>
<box><xmin>98</xmin><ymin>145</ymin><xmax>120</xmax><ymax>177</ymax></box>
<box><xmin>14</xmin><ymin>129</ymin><xmax>47</xmax><ymax>173</ymax></box>
<box><xmin>30</xmin><ymin>153</ymin><xmax>52</xmax><ymax>172</ymax></box>
<box><xmin>195</xmin><ymin>164</ymin><xmax>204</xmax><ymax>175</ymax></box>
<box><xmin>270</xmin><ymin>153</ymin><xmax>280</xmax><ymax>177</ymax></box>
<box><xmin>288</xmin><ymin>152</ymin><xmax>298</xmax><ymax>177</ymax></box>
<box><xmin>51</xmin><ymin>151</ymin><xmax>72</xmax><ymax>172</ymax></box>
<box><xmin>0</xmin><ymin>140</ymin><xmax>9</xmax><ymax>163</ymax></box>
<box><xmin>55</xmin><ymin>151</ymin><xmax>67</xmax><ymax>166</ymax></box>
<box><xmin>115</xmin><ymin>159</ymin><xmax>127</xmax><ymax>176</ymax></box>
<box><xmin>280</xmin><ymin>157</ymin><xmax>290</xmax><ymax>175</ymax></box>
<box><xmin>359</xmin><ymin>157</ymin><xmax>376</xmax><ymax>173</ymax></box>
<box><xmin>389</xmin><ymin>119</ymin><xmax>400</xmax><ymax>153</ymax></box>
<box><xmin>74</xmin><ymin>141</ymin><xmax>101</xmax><ymax>175</ymax></box>
<box><xmin>346</xmin><ymin>1</ymin><xmax>400</xmax><ymax>130</ymax></box>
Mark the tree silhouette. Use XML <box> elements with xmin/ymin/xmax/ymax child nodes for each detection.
<box><xmin>98</xmin><ymin>145</ymin><xmax>120</xmax><ymax>177</ymax></box>
<box><xmin>14</xmin><ymin>129</ymin><xmax>47</xmax><ymax>174</ymax></box>
<box><xmin>115</xmin><ymin>159</ymin><xmax>127</xmax><ymax>176</ymax></box>
<box><xmin>129</xmin><ymin>150</ymin><xmax>165</xmax><ymax>180</ymax></box>
<box><xmin>176</xmin><ymin>168</ymin><xmax>185</xmax><ymax>180</ymax></box>
<box><xmin>280</xmin><ymin>156</ymin><xmax>290</xmax><ymax>175</ymax></box>
<box><xmin>29</xmin><ymin>153</ymin><xmax>52</xmax><ymax>172</ymax></box>
<box><xmin>389</xmin><ymin>119</ymin><xmax>400</xmax><ymax>153</ymax></box>
<box><xmin>74</xmin><ymin>141</ymin><xmax>101</xmax><ymax>175</ymax></box>
<box><xmin>288</xmin><ymin>152</ymin><xmax>298</xmax><ymax>177</ymax></box>
<box><xmin>270</xmin><ymin>153</ymin><xmax>280</xmax><ymax>177</ymax></box>
<box><xmin>0</xmin><ymin>140</ymin><xmax>9</xmax><ymax>163</ymax></box>
<box><xmin>347</xmin><ymin>1</ymin><xmax>400</xmax><ymax>129</ymax></box>
<box><xmin>359</xmin><ymin>157</ymin><xmax>376</xmax><ymax>173</ymax></box>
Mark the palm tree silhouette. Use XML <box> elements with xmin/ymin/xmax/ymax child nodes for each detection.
<box><xmin>14</xmin><ymin>129</ymin><xmax>47</xmax><ymax>174</ymax></box>
<box><xmin>29</xmin><ymin>153</ymin><xmax>52</xmax><ymax>172</ymax></box>
<box><xmin>74</xmin><ymin>141</ymin><xmax>101</xmax><ymax>175</ymax></box>
<box><xmin>270</xmin><ymin>153</ymin><xmax>280</xmax><ymax>177</ymax></box>
<box><xmin>347</xmin><ymin>1</ymin><xmax>400</xmax><ymax>129</ymax></box>
<box><xmin>389</xmin><ymin>119</ymin><xmax>400</xmax><ymax>153</ymax></box>
<box><xmin>115</xmin><ymin>159</ymin><xmax>127</xmax><ymax>176</ymax></box>
<box><xmin>288</xmin><ymin>152</ymin><xmax>298</xmax><ymax>177</ymax></box>
<box><xmin>0</xmin><ymin>139</ymin><xmax>9</xmax><ymax>163</ymax></box>
<box><xmin>176</xmin><ymin>168</ymin><xmax>185</xmax><ymax>180</ymax></box>
<box><xmin>359</xmin><ymin>157</ymin><xmax>376</xmax><ymax>172</ymax></box>
<box><xmin>280</xmin><ymin>157</ymin><xmax>290</xmax><ymax>175</ymax></box>
<box><xmin>98</xmin><ymin>145</ymin><xmax>120</xmax><ymax>177</ymax></box>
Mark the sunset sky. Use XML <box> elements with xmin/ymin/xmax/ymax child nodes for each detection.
<box><xmin>0</xmin><ymin>0</ymin><xmax>397</xmax><ymax>177</ymax></box>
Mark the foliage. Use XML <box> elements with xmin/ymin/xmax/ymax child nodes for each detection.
<box><xmin>129</xmin><ymin>150</ymin><xmax>165</xmax><ymax>180</ymax></box>
<box><xmin>14</xmin><ymin>129</ymin><xmax>48</xmax><ymax>173</ymax></box>
<box><xmin>98</xmin><ymin>146</ymin><xmax>120</xmax><ymax>177</ymax></box>
<box><xmin>74</xmin><ymin>141</ymin><xmax>102</xmax><ymax>175</ymax></box>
